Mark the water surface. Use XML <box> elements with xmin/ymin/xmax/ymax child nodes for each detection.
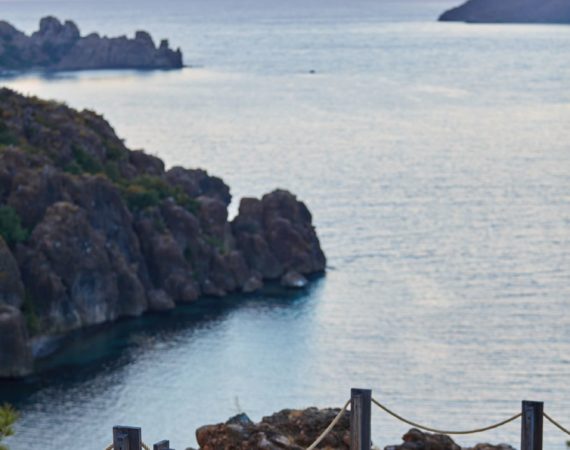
<box><xmin>1</xmin><ymin>1</ymin><xmax>570</xmax><ymax>449</ymax></box>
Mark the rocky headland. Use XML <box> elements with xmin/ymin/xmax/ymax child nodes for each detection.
<box><xmin>192</xmin><ymin>408</ymin><xmax>516</xmax><ymax>450</ymax></box>
<box><xmin>0</xmin><ymin>88</ymin><xmax>326</xmax><ymax>378</ymax></box>
<box><xmin>439</xmin><ymin>0</ymin><xmax>570</xmax><ymax>24</ymax></box>
<box><xmin>0</xmin><ymin>16</ymin><xmax>183</xmax><ymax>72</ymax></box>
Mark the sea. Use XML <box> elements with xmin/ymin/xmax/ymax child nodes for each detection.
<box><xmin>0</xmin><ymin>0</ymin><xmax>569</xmax><ymax>449</ymax></box>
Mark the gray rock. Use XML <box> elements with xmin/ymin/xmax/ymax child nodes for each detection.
<box><xmin>439</xmin><ymin>0</ymin><xmax>570</xmax><ymax>23</ymax></box>
<box><xmin>280</xmin><ymin>270</ymin><xmax>308</xmax><ymax>289</ymax></box>
<box><xmin>0</xmin><ymin>304</ymin><xmax>33</xmax><ymax>377</ymax></box>
<box><xmin>0</xmin><ymin>236</ymin><xmax>25</xmax><ymax>308</ymax></box>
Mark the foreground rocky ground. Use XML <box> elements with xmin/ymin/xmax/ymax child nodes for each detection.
<box><xmin>0</xmin><ymin>16</ymin><xmax>182</xmax><ymax>71</ymax></box>
<box><xmin>0</xmin><ymin>88</ymin><xmax>326</xmax><ymax>377</ymax></box>
<box><xmin>192</xmin><ymin>408</ymin><xmax>516</xmax><ymax>450</ymax></box>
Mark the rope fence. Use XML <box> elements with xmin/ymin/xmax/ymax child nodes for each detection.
<box><xmin>104</xmin><ymin>389</ymin><xmax>570</xmax><ymax>450</ymax></box>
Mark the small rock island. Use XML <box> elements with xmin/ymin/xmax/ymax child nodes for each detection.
<box><xmin>439</xmin><ymin>0</ymin><xmax>570</xmax><ymax>24</ymax></box>
<box><xmin>0</xmin><ymin>88</ymin><xmax>326</xmax><ymax>378</ymax></box>
<box><xmin>0</xmin><ymin>16</ymin><xmax>183</xmax><ymax>71</ymax></box>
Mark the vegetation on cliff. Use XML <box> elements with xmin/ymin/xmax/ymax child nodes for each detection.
<box><xmin>0</xmin><ymin>88</ymin><xmax>326</xmax><ymax>378</ymax></box>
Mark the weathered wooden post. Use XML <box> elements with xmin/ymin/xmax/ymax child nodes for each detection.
<box><xmin>153</xmin><ymin>440</ymin><xmax>172</xmax><ymax>450</ymax></box>
<box><xmin>350</xmin><ymin>388</ymin><xmax>372</xmax><ymax>450</ymax></box>
<box><xmin>113</xmin><ymin>426</ymin><xmax>142</xmax><ymax>450</ymax></box>
<box><xmin>521</xmin><ymin>401</ymin><xmax>543</xmax><ymax>450</ymax></box>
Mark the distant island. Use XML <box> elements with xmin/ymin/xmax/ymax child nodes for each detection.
<box><xmin>0</xmin><ymin>16</ymin><xmax>183</xmax><ymax>72</ymax></box>
<box><xmin>439</xmin><ymin>0</ymin><xmax>570</xmax><ymax>24</ymax></box>
<box><xmin>0</xmin><ymin>88</ymin><xmax>326</xmax><ymax>378</ymax></box>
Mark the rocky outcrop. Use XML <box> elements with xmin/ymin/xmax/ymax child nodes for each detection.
<box><xmin>385</xmin><ymin>429</ymin><xmax>516</xmax><ymax>450</ymax></box>
<box><xmin>193</xmin><ymin>412</ymin><xmax>516</xmax><ymax>450</ymax></box>
<box><xmin>439</xmin><ymin>0</ymin><xmax>570</xmax><ymax>24</ymax></box>
<box><xmin>0</xmin><ymin>16</ymin><xmax>183</xmax><ymax>71</ymax></box>
<box><xmin>196</xmin><ymin>408</ymin><xmax>350</xmax><ymax>450</ymax></box>
<box><xmin>0</xmin><ymin>87</ymin><xmax>326</xmax><ymax>377</ymax></box>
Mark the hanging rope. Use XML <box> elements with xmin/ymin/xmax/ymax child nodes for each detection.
<box><xmin>305</xmin><ymin>399</ymin><xmax>351</xmax><ymax>450</ymax></box>
<box><xmin>544</xmin><ymin>412</ymin><xmax>570</xmax><ymax>436</ymax></box>
<box><xmin>372</xmin><ymin>398</ymin><xmax>521</xmax><ymax>435</ymax></box>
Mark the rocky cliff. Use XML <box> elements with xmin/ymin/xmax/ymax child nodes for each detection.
<box><xmin>0</xmin><ymin>88</ymin><xmax>326</xmax><ymax>378</ymax></box>
<box><xmin>439</xmin><ymin>0</ymin><xmax>570</xmax><ymax>24</ymax></box>
<box><xmin>0</xmin><ymin>16</ymin><xmax>183</xmax><ymax>71</ymax></box>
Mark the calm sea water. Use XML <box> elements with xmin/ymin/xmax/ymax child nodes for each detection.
<box><xmin>1</xmin><ymin>1</ymin><xmax>570</xmax><ymax>449</ymax></box>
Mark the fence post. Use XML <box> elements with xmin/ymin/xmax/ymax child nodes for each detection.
<box><xmin>521</xmin><ymin>401</ymin><xmax>543</xmax><ymax>450</ymax></box>
<box><xmin>113</xmin><ymin>426</ymin><xmax>142</xmax><ymax>450</ymax></box>
<box><xmin>350</xmin><ymin>388</ymin><xmax>372</xmax><ymax>450</ymax></box>
<box><xmin>153</xmin><ymin>440</ymin><xmax>171</xmax><ymax>450</ymax></box>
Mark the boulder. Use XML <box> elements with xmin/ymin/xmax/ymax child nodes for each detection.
<box><xmin>0</xmin><ymin>304</ymin><xmax>33</xmax><ymax>377</ymax></box>
<box><xmin>385</xmin><ymin>429</ymin><xmax>516</xmax><ymax>450</ymax></box>
<box><xmin>196</xmin><ymin>407</ymin><xmax>350</xmax><ymax>450</ymax></box>
<box><xmin>280</xmin><ymin>270</ymin><xmax>308</xmax><ymax>289</ymax></box>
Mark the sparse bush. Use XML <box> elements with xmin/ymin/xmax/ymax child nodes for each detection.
<box><xmin>0</xmin><ymin>206</ymin><xmax>28</xmax><ymax>245</ymax></box>
<box><xmin>0</xmin><ymin>403</ymin><xmax>18</xmax><ymax>450</ymax></box>
<box><xmin>71</xmin><ymin>145</ymin><xmax>102</xmax><ymax>174</ymax></box>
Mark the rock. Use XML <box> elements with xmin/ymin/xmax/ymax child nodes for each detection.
<box><xmin>280</xmin><ymin>270</ymin><xmax>308</xmax><ymax>289</ymax></box>
<box><xmin>0</xmin><ymin>237</ymin><xmax>25</xmax><ymax>307</ymax></box>
<box><xmin>0</xmin><ymin>88</ymin><xmax>327</xmax><ymax>377</ymax></box>
<box><xmin>0</xmin><ymin>16</ymin><xmax>183</xmax><ymax>71</ymax></box>
<box><xmin>439</xmin><ymin>0</ymin><xmax>570</xmax><ymax>24</ymax></box>
<box><xmin>195</xmin><ymin>407</ymin><xmax>350</xmax><ymax>450</ymax></box>
<box><xmin>233</xmin><ymin>190</ymin><xmax>326</xmax><ymax>279</ymax></box>
<box><xmin>242</xmin><ymin>273</ymin><xmax>263</xmax><ymax>293</ymax></box>
<box><xmin>385</xmin><ymin>429</ymin><xmax>516</xmax><ymax>450</ymax></box>
<box><xmin>147</xmin><ymin>289</ymin><xmax>176</xmax><ymax>312</ymax></box>
<box><xmin>0</xmin><ymin>304</ymin><xmax>33</xmax><ymax>377</ymax></box>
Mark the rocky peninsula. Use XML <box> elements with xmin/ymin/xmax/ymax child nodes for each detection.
<box><xmin>192</xmin><ymin>408</ymin><xmax>515</xmax><ymax>450</ymax></box>
<box><xmin>439</xmin><ymin>0</ymin><xmax>570</xmax><ymax>24</ymax></box>
<box><xmin>0</xmin><ymin>88</ymin><xmax>326</xmax><ymax>378</ymax></box>
<box><xmin>0</xmin><ymin>16</ymin><xmax>183</xmax><ymax>72</ymax></box>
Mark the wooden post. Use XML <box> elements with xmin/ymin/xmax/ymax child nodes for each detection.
<box><xmin>113</xmin><ymin>426</ymin><xmax>142</xmax><ymax>450</ymax></box>
<box><xmin>350</xmin><ymin>388</ymin><xmax>372</xmax><ymax>450</ymax></box>
<box><xmin>153</xmin><ymin>440</ymin><xmax>171</xmax><ymax>450</ymax></box>
<box><xmin>521</xmin><ymin>401</ymin><xmax>543</xmax><ymax>450</ymax></box>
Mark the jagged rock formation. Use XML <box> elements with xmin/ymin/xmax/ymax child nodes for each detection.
<box><xmin>192</xmin><ymin>410</ymin><xmax>517</xmax><ymax>450</ymax></box>
<box><xmin>0</xmin><ymin>16</ymin><xmax>183</xmax><ymax>71</ymax></box>
<box><xmin>195</xmin><ymin>408</ymin><xmax>350</xmax><ymax>450</ymax></box>
<box><xmin>439</xmin><ymin>0</ymin><xmax>570</xmax><ymax>24</ymax></box>
<box><xmin>0</xmin><ymin>88</ymin><xmax>326</xmax><ymax>377</ymax></box>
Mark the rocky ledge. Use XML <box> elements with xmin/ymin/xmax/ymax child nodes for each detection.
<box><xmin>439</xmin><ymin>0</ymin><xmax>570</xmax><ymax>24</ymax></box>
<box><xmin>0</xmin><ymin>16</ymin><xmax>183</xmax><ymax>71</ymax></box>
<box><xmin>192</xmin><ymin>408</ymin><xmax>516</xmax><ymax>450</ymax></box>
<box><xmin>0</xmin><ymin>88</ymin><xmax>326</xmax><ymax>377</ymax></box>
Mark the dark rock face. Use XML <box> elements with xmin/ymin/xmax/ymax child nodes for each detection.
<box><xmin>232</xmin><ymin>191</ymin><xmax>326</xmax><ymax>282</ymax></box>
<box><xmin>0</xmin><ymin>87</ymin><xmax>326</xmax><ymax>377</ymax></box>
<box><xmin>0</xmin><ymin>16</ymin><xmax>183</xmax><ymax>71</ymax></box>
<box><xmin>196</xmin><ymin>408</ymin><xmax>350</xmax><ymax>450</ymax></box>
<box><xmin>0</xmin><ymin>305</ymin><xmax>33</xmax><ymax>377</ymax></box>
<box><xmin>439</xmin><ymin>0</ymin><xmax>570</xmax><ymax>24</ymax></box>
<box><xmin>385</xmin><ymin>429</ymin><xmax>516</xmax><ymax>450</ymax></box>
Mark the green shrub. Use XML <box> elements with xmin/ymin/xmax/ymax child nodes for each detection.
<box><xmin>0</xmin><ymin>403</ymin><xmax>18</xmax><ymax>450</ymax></box>
<box><xmin>122</xmin><ymin>184</ymin><xmax>160</xmax><ymax>212</ymax></box>
<box><xmin>0</xmin><ymin>122</ymin><xmax>18</xmax><ymax>147</ymax></box>
<box><xmin>71</xmin><ymin>145</ymin><xmax>102</xmax><ymax>174</ymax></box>
<box><xmin>22</xmin><ymin>292</ymin><xmax>40</xmax><ymax>336</ymax></box>
<box><xmin>0</xmin><ymin>206</ymin><xmax>28</xmax><ymax>245</ymax></box>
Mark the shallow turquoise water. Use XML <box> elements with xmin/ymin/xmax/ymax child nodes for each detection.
<box><xmin>1</xmin><ymin>1</ymin><xmax>570</xmax><ymax>449</ymax></box>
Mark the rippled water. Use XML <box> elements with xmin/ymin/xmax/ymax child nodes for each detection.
<box><xmin>1</xmin><ymin>1</ymin><xmax>570</xmax><ymax>449</ymax></box>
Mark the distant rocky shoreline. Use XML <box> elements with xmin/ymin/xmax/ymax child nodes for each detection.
<box><xmin>439</xmin><ymin>0</ymin><xmax>570</xmax><ymax>24</ymax></box>
<box><xmin>0</xmin><ymin>16</ymin><xmax>183</xmax><ymax>72</ymax></box>
<box><xmin>192</xmin><ymin>408</ymin><xmax>516</xmax><ymax>450</ymax></box>
<box><xmin>0</xmin><ymin>88</ymin><xmax>326</xmax><ymax>378</ymax></box>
